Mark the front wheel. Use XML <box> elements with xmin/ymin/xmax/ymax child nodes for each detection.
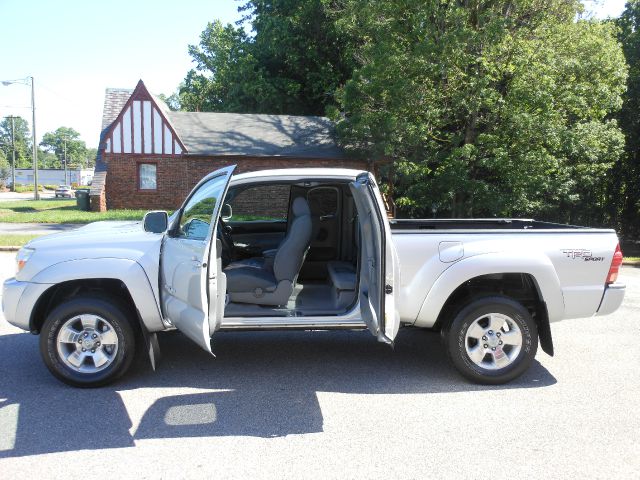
<box><xmin>443</xmin><ymin>296</ymin><xmax>538</xmax><ymax>385</ymax></box>
<box><xmin>40</xmin><ymin>296</ymin><xmax>136</xmax><ymax>387</ymax></box>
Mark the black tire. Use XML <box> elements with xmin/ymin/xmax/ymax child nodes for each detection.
<box><xmin>39</xmin><ymin>296</ymin><xmax>136</xmax><ymax>388</ymax></box>
<box><xmin>443</xmin><ymin>296</ymin><xmax>538</xmax><ymax>385</ymax></box>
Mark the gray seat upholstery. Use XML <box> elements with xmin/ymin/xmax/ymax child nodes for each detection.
<box><xmin>224</xmin><ymin>197</ymin><xmax>312</xmax><ymax>305</ymax></box>
<box><xmin>327</xmin><ymin>261</ymin><xmax>357</xmax><ymax>310</ymax></box>
<box><xmin>327</xmin><ymin>262</ymin><xmax>357</xmax><ymax>291</ymax></box>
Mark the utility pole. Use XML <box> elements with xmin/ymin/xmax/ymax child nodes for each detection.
<box><xmin>8</xmin><ymin>115</ymin><xmax>16</xmax><ymax>192</ymax></box>
<box><xmin>31</xmin><ymin>76</ymin><xmax>38</xmax><ymax>200</ymax></box>
<box><xmin>63</xmin><ymin>136</ymin><xmax>68</xmax><ymax>186</ymax></box>
<box><xmin>1</xmin><ymin>76</ymin><xmax>38</xmax><ymax>199</ymax></box>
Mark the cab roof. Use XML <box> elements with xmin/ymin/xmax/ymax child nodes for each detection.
<box><xmin>230</xmin><ymin>168</ymin><xmax>366</xmax><ymax>183</ymax></box>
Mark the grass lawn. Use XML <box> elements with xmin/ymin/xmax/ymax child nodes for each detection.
<box><xmin>0</xmin><ymin>234</ymin><xmax>43</xmax><ymax>246</ymax></box>
<box><xmin>0</xmin><ymin>199</ymin><xmax>148</xmax><ymax>224</ymax></box>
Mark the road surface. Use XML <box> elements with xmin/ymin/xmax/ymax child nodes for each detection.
<box><xmin>0</xmin><ymin>252</ymin><xmax>638</xmax><ymax>479</ymax></box>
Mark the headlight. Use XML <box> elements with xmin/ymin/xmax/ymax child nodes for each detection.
<box><xmin>16</xmin><ymin>247</ymin><xmax>35</xmax><ymax>273</ymax></box>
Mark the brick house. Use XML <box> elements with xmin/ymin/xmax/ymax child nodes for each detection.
<box><xmin>89</xmin><ymin>80</ymin><xmax>371</xmax><ymax>211</ymax></box>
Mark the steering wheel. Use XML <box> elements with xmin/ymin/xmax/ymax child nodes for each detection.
<box><xmin>217</xmin><ymin>217</ymin><xmax>234</xmax><ymax>266</ymax></box>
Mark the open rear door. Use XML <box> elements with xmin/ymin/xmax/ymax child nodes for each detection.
<box><xmin>349</xmin><ymin>172</ymin><xmax>401</xmax><ymax>344</ymax></box>
<box><xmin>160</xmin><ymin>165</ymin><xmax>235</xmax><ymax>353</ymax></box>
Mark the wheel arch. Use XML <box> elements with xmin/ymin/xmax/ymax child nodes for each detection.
<box><xmin>415</xmin><ymin>252</ymin><xmax>562</xmax><ymax>356</ymax></box>
<box><xmin>30</xmin><ymin>278</ymin><xmax>140</xmax><ymax>335</ymax></box>
<box><xmin>29</xmin><ymin>258</ymin><xmax>165</xmax><ymax>333</ymax></box>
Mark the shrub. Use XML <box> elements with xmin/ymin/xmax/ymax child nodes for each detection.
<box><xmin>13</xmin><ymin>184</ymin><xmax>45</xmax><ymax>193</ymax></box>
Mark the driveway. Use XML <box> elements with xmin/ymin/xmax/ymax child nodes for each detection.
<box><xmin>0</xmin><ymin>253</ymin><xmax>638</xmax><ymax>479</ymax></box>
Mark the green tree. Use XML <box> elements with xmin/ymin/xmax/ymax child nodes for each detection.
<box><xmin>37</xmin><ymin>149</ymin><xmax>58</xmax><ymax>169</ymax></box>
<box><xmin>157</xmin><ymin>92</ymin><xmax>181</xmax><ymax>111</ymax></box>
<box><xmin>179</xmin><ymin>20</ymin><xmax>258</xmax><ymax>112</ymax></box>
<box><xmin>0</xmin><ymin>149</ymin><xmax>9</xmax><ymax>188</ymax></box>
<box><xmin>84</xmin><ymin>147</ymin><xmax>97</xmax><ymax>168</ymax></box>
<box><xmin>613</xmin><ymin>0</ymin><xmax>640</xmax><ymax>237</ymax></box>
<box><xmin>178</xmin><ymin>0</ymin><xmax>353</xmax><ymax>115</ymax></box>
<box><xmin>335</xmin><ymin>0</ymin><xmax>627</xmax><ymax>222</ymax></box>
<box><xmin>0</xmin><ymin>116</ymin><xmax>32</xmax><ymax>169</ymax></box>
<box><xmin>40</xmin><ymin>127</ymin><xmax>88</xmax><ymax>171</ymax></box>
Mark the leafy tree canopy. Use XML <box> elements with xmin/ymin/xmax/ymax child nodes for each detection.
<box><xmin>334</xmin><ymin>0</ymin><xmax>627</xmax><ymax>222</ymax></box>
<box><xmin>613</xmin><ymin>0</ymin><xmax>640</xmax><ymax>235</ymax></box>
<box><xmin>177</xmin><ymin>0</ymin><xmax>353</xmax><ymax>115</ymax></box>
<box><xmin>40</xmin><ymin>127</ymin><xmax>88</xmax><ymax>170</ymax></box>
<box><xmin>0</xmin><ymin>149</ymin><xmax>9</xmax><ymax>187</ymax></box>
<box><xmin>0</xmin><ymin>116</ymin><xmax>32</xmax><ymax>169</ymax></box>
<box><xmin>172</xmin><ymin>0</ymin><xmax>629</xmax><ymax>228</ymax></box>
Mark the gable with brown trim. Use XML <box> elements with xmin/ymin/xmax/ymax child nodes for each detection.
<box><xmin>91</xmin><ymin>80</ymin><xmax>372</xmax><ymax>212</ymax></box>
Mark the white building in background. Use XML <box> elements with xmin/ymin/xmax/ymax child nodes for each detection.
<box><xmin>13</xmin><ymin>168</ymin><xmax>94</xmax><ymax>186</ymax></box>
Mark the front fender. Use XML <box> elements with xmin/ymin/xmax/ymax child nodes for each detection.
<box><xmin>30</xmin><ymin>258</ymin><xmax>165</xmax><ymax>332</ymax></box>
<box><xmin>413</xmin><ymin>252</ymin><xmax>565</xmax><ymax>328</ymax></box>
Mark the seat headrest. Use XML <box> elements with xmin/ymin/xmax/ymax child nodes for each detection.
<box><xmin>292</xmin><ymin>197</ymin><xmax>310</xmax><ymax>217</ymax></box>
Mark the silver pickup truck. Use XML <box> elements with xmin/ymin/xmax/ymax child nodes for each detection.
<box><xmin>2</xmin><ymin>167</ymin><xmax>626</xmax><ymax>387</ymax></box>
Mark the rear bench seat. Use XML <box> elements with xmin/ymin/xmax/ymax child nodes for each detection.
<box><xmin>327</xmin><ymin>261</ymin><xmax>357</xmax><ymax>309</ymax></box>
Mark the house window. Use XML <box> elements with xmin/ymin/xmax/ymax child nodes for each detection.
<box><xmin>138</xmin><ymin>163</ymin><xmax>157</xmax><ymax>190</ymax></box>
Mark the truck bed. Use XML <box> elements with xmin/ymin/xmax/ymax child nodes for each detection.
<box><xmin>387</xmin><ymin>218</ymin><xmax>620</xmax><ymax>327</ymax></box>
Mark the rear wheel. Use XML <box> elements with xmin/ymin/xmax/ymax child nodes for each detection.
<box><xmin>443</xmin><ymin>296</ymin><xmax>538</xmax><ymax>385</ymax></box>
<box><xmin>40</xmin><ymin>296</ymin><xmax>136</xmax><ymax>387</ymax></box>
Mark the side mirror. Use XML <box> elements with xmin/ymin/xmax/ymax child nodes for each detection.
<box><xmin>143</xmin><ymin>210</ymin><xmax>168</xmax><ymax>234</ymax></box>
<box><xmin>221</xmin><ymin>203</ymin><xmax>233</xmax><ymax>220</ymax></box>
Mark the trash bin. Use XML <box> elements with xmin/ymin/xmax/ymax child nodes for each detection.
<box><xmin>75</xmin><ymin>190</ymin><xmax>90</xmax><ymax>211</ymax></box>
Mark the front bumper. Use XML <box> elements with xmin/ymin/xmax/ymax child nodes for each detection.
<box><xmin>596</xmin><ymin>283</ymin><xmax>626</xmax><ymax>316</ymax></box>
<box><xmin>2</xmin><ymin>278</ymin><xmax>52</xmax><ymax>331</ymax></box>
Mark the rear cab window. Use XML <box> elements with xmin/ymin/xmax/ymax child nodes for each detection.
<box><xmin>227</xmin><ymin>184</ymin><xmax>291</xmax><ymax>223</ymax></box>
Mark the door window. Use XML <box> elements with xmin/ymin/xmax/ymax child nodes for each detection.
<box><xmin>178</xmin><ymin>174</ymin><xmax>229</xmax><ymax>240</ymax></box>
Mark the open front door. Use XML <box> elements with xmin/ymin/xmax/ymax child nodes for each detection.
<box><xmin>160</xmin><ymin>165</ymin><xmax>236</xmax><ymax>353</ymax></box>
<box><xmin>350</xmin><ymin>172</ymin><xmax>400</xmax><ymax>344</ymax></box>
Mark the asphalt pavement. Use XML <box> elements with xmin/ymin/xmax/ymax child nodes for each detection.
<box><xmin>0</xmin><ymin>252</ymin><xmax>638</xmax><ymax>479</ymax></box>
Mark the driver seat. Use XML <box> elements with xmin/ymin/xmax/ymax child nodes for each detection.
<box><xmin>224</xmin><ymin>197</ymin><xmax>312</xmax><ymax>306</ymax></box>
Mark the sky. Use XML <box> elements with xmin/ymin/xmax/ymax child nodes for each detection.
<box><xmin>0</xmin><ymin>0</ymin><xmax>629</xmax><ymax>149</ymax></box>
<box><xmin>0</xmin><ymin>0</ymin><xmax>242</xmax><ymax>148</ymax></box>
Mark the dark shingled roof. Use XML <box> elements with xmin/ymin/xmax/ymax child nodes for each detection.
<box><xmin>167</xmin><ymin>112</ymin><xmax>346</xmax><ymax>158</ymax></box>
<box><xmin>92</xmin><ymin>88</ymin><xmax>133</xmax><ymax>195</ymax></box>
<box><xmin>94</xmin><ymin>85</ymin><xmax>346</xmax><ymax>182</ymax></box>
<box><xmin>101</xmin><ymin>88</ymin><xmax>133</xmax><ymax>130</ymax></box>
<box><xmin>91</xmin><ymin>83</ymin><xmax>349</xmax><ymax>199</ymax></box>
